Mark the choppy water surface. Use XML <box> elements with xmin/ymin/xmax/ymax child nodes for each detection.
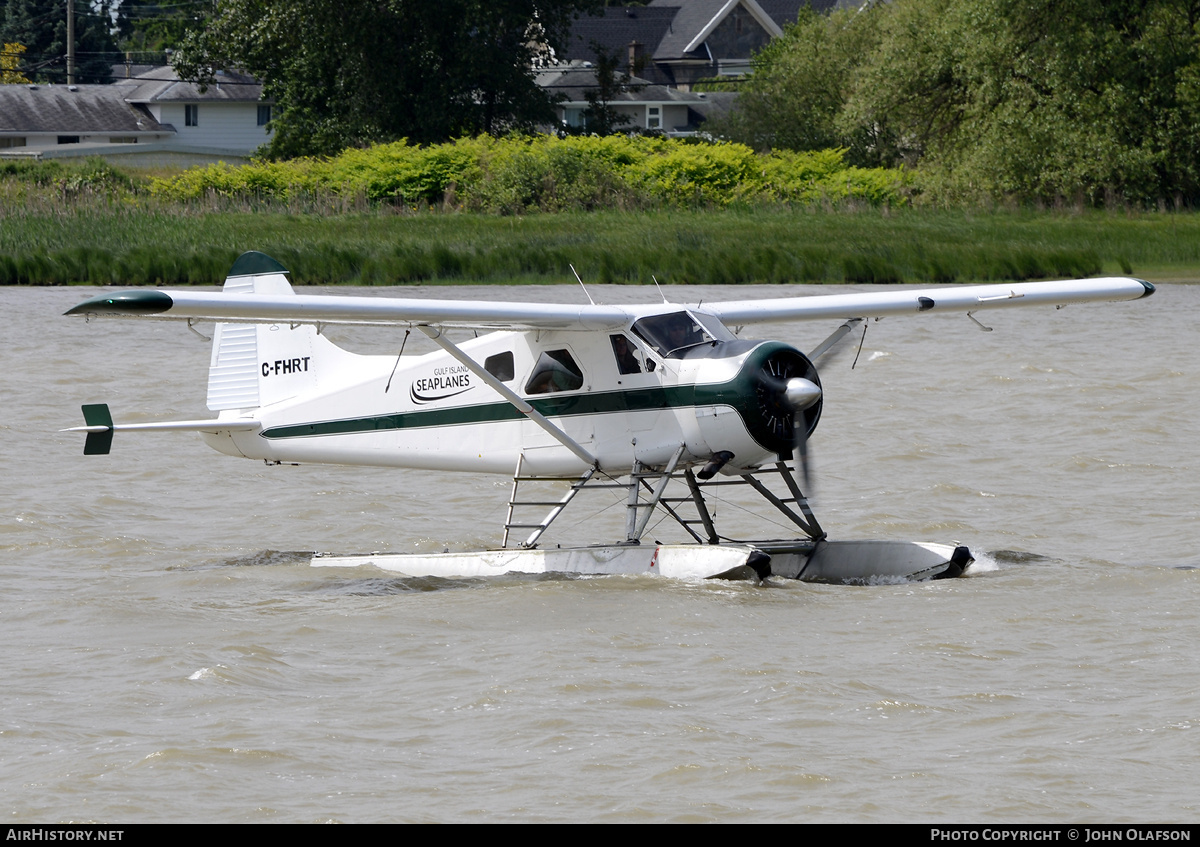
<box><xmin>5</xmin><ymin>282</ymin><xmax>1200</xmax><ymax>822</ymax></box>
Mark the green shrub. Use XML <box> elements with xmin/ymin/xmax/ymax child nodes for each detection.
<box><xmin>146</xmin><ymin>135</ymin><xmax>910</xmax><ymax>211</ymax></box>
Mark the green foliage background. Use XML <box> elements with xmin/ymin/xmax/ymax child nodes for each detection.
<box><xmin>717</xmin><ymin>0</ymin><xmax>1200</xmax><ymax>207</ymax></box>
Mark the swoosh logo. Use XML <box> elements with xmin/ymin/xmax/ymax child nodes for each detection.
<box><xmin>409</xmin><ymin>385</ymin><xmax>473</xmax><ymax>405</ymax></box>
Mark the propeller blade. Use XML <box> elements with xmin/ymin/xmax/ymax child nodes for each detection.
<box><xmin>794</xmin><ymin>409</ymin><xmax>811</xmax><ymax>493</ymax></box>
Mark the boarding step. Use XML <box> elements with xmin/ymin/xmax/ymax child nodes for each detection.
<box><xmin>503</xmin><ymin>458</ymin><xmax>599</xmax><ymax>549</ymax></box>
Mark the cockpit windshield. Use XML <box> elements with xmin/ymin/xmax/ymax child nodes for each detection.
<box><xmin>631</xmin><ymin>312</ymin><xmax>714</xmax><ymax>359</ymax></box>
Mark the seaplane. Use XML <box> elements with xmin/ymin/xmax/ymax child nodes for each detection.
<box><xmin>65</xmin><ymin>251</ymin><xmax>1155</xmax><ymax>583</ymax></box>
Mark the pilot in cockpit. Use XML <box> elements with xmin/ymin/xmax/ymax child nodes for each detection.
<box><xmin>611</xmin><ymin>334</ymin><xmax>642</xmax><ymax>374</ymax></box>
<box><xmin>664</xmin><ymin>315</ymin><xmax>695</xmax><ymax>353</ymax></box>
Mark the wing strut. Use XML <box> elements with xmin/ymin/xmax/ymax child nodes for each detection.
<box><xmin>416</xmin><ymin>326</ymin><xmax>597</xmax><ymax>468</ymax></box>
<box><xmin>626</xmin><ymin>444</ymin><xmax>687</xmax><ymax>542</ymax></box>
<box><xmin>806</xmin><ymin>318</ymin><xmax>864</xmax><ymax>361</ymax></box>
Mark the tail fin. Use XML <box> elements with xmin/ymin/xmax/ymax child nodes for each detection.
<box><xmin>206</xmin><ymin>252</ymin><xmax>339</xmax><ymax>412</ymax></box>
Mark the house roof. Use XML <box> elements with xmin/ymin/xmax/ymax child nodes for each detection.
<box><xmin>562</xmin><ymin>6</ymin><xmax>679</xmax><ymax>64</ymax></box>
<box><xmin>649</xmin><ymin>0</ymin><xmax>780</xmax><ymax>60</ymax></box>
<box><xmin>0</xmin><ymin>85</ymin><xmax>167</xmax><ymax>135</ymax></box>
<box><xmin>562</xmin><ymin>0</ymin><xmax>839</xmax><ymax>66</ymax></box>
<box><xmin>537</xmin><ymin>68</ymin><xmax>713</xmax><ymax>105</ymax></box>
<box><xmin>115</xmin><ymin>67</ymin><xmax>267</xmax><ymax>104</ymax></box>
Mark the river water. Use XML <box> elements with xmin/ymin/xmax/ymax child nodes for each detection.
<box><xmin>4</xmin><ymin>281</ymin><xmax>1199</xmax><ymax>822</ymax></box>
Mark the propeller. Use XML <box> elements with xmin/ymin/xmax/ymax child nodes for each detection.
<box><xmin>754</xmin><ymin>350</ymin><xmax>823</xmax><ymax>493</ymax></box>
<box><xmin>745</xmin><ymin>322</ymin><xmax>863</xmax><ymax>494</ymax></box>
<box><xmin>775</xmin><ymin>317</ymin><xmax>865</xmax><ymax>493</ymax></box>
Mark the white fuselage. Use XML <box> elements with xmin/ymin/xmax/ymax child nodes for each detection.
<box><xmin>203</xmin><ymin>322</ymin><xmax>781</xmax><ymax>477</ymax></box>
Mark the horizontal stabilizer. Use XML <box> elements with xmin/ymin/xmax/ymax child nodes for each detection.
<box><xmin>65</xmin><ymin>403</ymin><xmax>261</xmax><ymax>455</ymax></box>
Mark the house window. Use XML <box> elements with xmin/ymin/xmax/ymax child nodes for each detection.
<box><xmin>257</xmin><ymin>105</ymin><xmax>271</xmax><ymax>126</ymax></box>
<box><xmin>57</xmin><ymin>136</ymin><xmax>80</xmax><ymax>144</ymax></box>
<box><xmin>185</xmin><ymin>105</ymin><xmax>198</xmax><ymax>127</ymax></box>
<box><xmin>108</xmin><ymin>137</ymin><xmax>137</xmax><ymax>144</ymax></box>
<box><xmin>647</xmin><ymin>106</ymin><xmax>661</xmax><ymax>130</ymax></box>
<box><xmin>0</xmin><ymin>137</ymin><xmax>26</xmax><ymax>148</ymax></box>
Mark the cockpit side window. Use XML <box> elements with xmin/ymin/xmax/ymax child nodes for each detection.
<box><xmin>525</xmin><ymin>349</ymin><xmax>584</xmax><ymax>394</ymax></box>
<box><xmin>610</xmin><ymin>334</ymin><xmax>643</xmax><ymax>375</ymax></box>
<box><xmin>631</xmin><ymin>312</ymin><xmax>713</xmax><ymax>358</ymax></box>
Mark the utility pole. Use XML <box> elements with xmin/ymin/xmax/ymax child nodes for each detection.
<box><xmin>66</xmin><ymin>0</ymin><xmax>75</xmax><ymax>85</ymax></box>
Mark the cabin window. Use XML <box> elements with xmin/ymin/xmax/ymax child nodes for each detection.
<box><xmin>610</xmin><ymin>334</ymin><xmax>644</xmax><ymax>375</ymax></box>
<box><xmin>185</xmin><ymin>105</ymin><xmax>198</xmax><ymax>127</ymax></box>
<box><xmin>525</xmin><ymin>349</ymin><xmax>583</xmax><ymax>394</ymax></box>
<box><xmin>484</xmin><ymin>351</ymin><xmax>514</xmax><ymax>382</ymax></box>
<box><xmin>632</xmin><ymin>312</ymin><xmax>714</xmax><ymax>358</ymax></box>
<box><xmin>257</xmin><ymin>105</ymin><xmax>272</xmax><ymax>126</ymax></box>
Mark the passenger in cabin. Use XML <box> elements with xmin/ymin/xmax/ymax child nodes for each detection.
<box><xmin>611</xmin><ymin>335</ymin><xmax>641</xmax><ymax>374</ymax></box>
<box><xmin>525</xmin><ymin>349</ymin><xmax>584</xmax><ymax>394</ymax></box>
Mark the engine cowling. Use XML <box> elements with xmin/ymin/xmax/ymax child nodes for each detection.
<box><xmin>690</xmin><ymin>341</ymin><xmax>822</xmax><ymax>461</ymax></box>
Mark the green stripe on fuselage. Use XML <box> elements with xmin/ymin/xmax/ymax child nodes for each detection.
<box><xmin>260</xmin><ymin>385</ymin><xmax>692</xmax><ymax>440</ymax></box>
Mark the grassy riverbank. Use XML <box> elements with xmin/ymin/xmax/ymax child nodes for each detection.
<box><xmin>4</xmin><ymin>203</ymin><xmax>1200</xmax><ymax>286</ymax></box>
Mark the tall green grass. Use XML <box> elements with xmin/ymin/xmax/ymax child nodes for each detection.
<box><xmin>3</xmin><ymin>150</ymin><xmax>1199</xmax><ymax>285</ymax></box>
<box><xmin>3</xmin><ymin>205</ymin><xmax>1197</xmax><ymax>286</ymax></box>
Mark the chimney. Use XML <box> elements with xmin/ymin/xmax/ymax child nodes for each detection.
<box><xmin>628</xmin><ymin>40</ymin><xmax>643</xmax><ymax>72</ymax></box>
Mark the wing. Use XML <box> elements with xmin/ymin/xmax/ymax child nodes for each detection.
<box><xmin>703</xmin><ymin>277</ymin><xmax>1155</xmax><ymax>324</ymax></box>
<box><xmin>65</xmin><ymin>250</ymin><xmax>630</xmax><ymax>330</ymax></box>
<box><xmin>65</xmin><ymin>288</ymin><xmax>633</xmax><ymax>331</ymax></box>
<box><xmin>64</xmin><ymin>251</ymin><xmax>1153</xmax><ymax>330</ymax></box>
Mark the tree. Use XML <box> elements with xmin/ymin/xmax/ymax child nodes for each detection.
<box><xmin>855</xmin><ymin>0</ymin><xmax>1200</xmax><ymax>205</ymax></box>
<box><xmin>714</xmin><ymin>7</ymin><xmax>890</xmax><ymax>166</ymax></box>
<box><xmin>726</xmin><ymin>0</ymin><xmax>1200</xmax><ymax>205</ymax></box>
<box><xmin>173</xmin><ymin>0</ymin><xmax>601</xmax><ymax>158</ymax></box>
<box><xmin>0</xmin><ymin>0</ymin><xmax>123</xmax><ymax>84</ymax></box>
<box><xmin>1</xmin><ymin>41</ymin><xmax>30</xmax><ymax>83</ymax></box>
<box><xmin>578</xmin><ymin>44</ymin><xmax>639</xmax><ymax>135</ymax></box>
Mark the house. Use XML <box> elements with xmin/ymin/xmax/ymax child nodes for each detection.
<box><xmin>536</xmin><ymin>65</ymin><xmax>734</xmax><ymax>135</ymax></box>
<box><xmin>560</xmin><ymin>0</ymin><xmax>841</xmax><ymax>90</ymax></box>
<box><xmin>0</xmin><ymin>66</ymin><xmax>272</xmax><ymax>165</ymax></box>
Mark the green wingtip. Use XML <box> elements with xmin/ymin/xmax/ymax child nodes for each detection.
<box><xmin>228</xmin><ymin>251</ymin><xmax>289</xmax><ymax>277</ymax></box>
<box><xmin>65</xmin><ymin>290</ymin><xmax>174</xmax><ymax>317</ymax></box>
